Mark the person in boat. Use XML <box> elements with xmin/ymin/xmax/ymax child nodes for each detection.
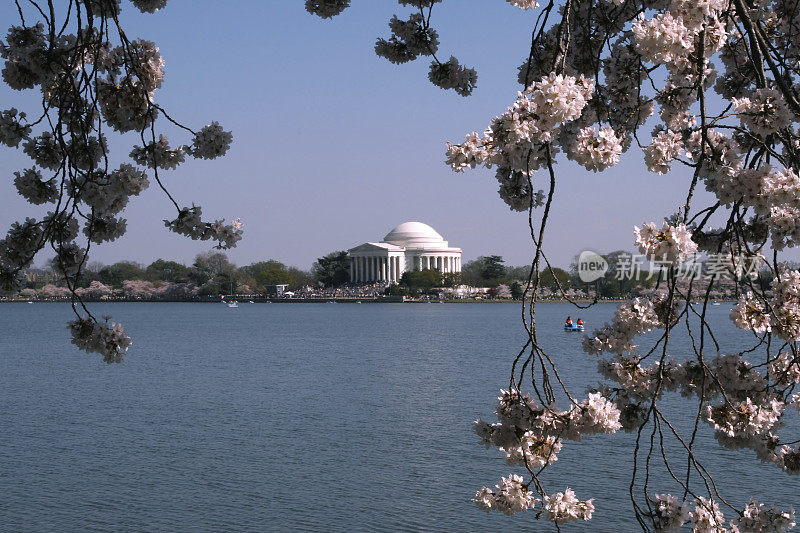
<box><xmin>577</xmin><ymin>318</ymin><xmax>584</xmax><ymax>326</ymax></box>
<box><xmin>565</xmin><ymin>316</ymin><xmax>572</xmax><ymax>326</ymax></box>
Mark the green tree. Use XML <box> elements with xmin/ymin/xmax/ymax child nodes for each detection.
<box><xmin>461</xmin><ymin>256</ymin><xmax>507</xmax><ymax>287</ymax></box>
<box><xmin>459</xmin><ymin>259</ymin><xmax>484</xmax><ymax>286</ymax></box>
<box><xmin>239</xmin><ymin>261</ymin><xmax>313</xmax><ymax>291</ymax></box>
<box><xmin>97</xmin><ymin>261</ymin><xmax>146</xmax><ymax>288</ymax></box>
<box><xmin>312</xmin><ymin>251</ymin><xmax>351</xmax><ymax>287</ymax></box>
<box><xmin>510</xmin><ymin>281</ymin><xmax>524</xmax><ymax>299</ymax></box>
<box><xmin>505</xmin><ymin>265</ymin><xmax>530</xmax><ymax>282</ymax></box>
<box><xmin>538</xmin><ymin>267</ymin><xmax>571</xmax><ymax>290</ymax></box>
<box><xmin>286</xmin><ymin>267</ymin><xmax>315</xmax><ymax>291</ymax></box>
<box><xmin>400</xmin><ymin>269</ymin><xmax>442</xmax><ymax>292</ymax></box>
<box><xmin>146</xmin><ymin>259</ymin><xmax>189</xmax><ymax>283</ymax></box>
<box><xmin>480</xmin><ymin>255</ymin><xmax>506</xmax><ymax>282</ymax></box>
<box><xmin>442</xmin><ymin>271</ymin><xmax>461</xmax><ymax>289</ymax></box>
<box><xmin>240</xmin><ymin>260</ymin><xmax>292</xmax><ymax>288</ymax></box>
<box><xmin>188</xmin><ymin>252</ymin><xmax>236</xmax><ymax>294</ymax></box>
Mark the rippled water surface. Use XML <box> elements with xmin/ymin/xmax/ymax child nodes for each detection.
<box><xmin>1</xmin><ymin>302</ymin><xmax>798</xmax><ymax>531</ymax></box>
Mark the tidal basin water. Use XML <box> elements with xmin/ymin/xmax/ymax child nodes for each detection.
<box><xmin>1</xmin><ymin>302</ymin><xmax>798</xmax><ymax>531</ymax></box>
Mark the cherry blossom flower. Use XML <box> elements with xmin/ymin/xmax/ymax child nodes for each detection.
<box><xmin>634</xmin><ymin>221</ymin><xmax>698</xmax><ymax>264</ymax></box>
<box><xmin>543</xmin><ymin>488</ymin><xmax>595</xmax><ymax>523</ymax></box>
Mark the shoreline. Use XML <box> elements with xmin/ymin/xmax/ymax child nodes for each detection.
<box><xmin>0</xmin><ymin>298</ymin><xmax>735</xmax><ymax>304</ymax></box>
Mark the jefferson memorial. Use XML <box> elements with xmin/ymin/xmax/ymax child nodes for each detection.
<box><xmin>348</xmin><ymin>222</ymin><xmax>462</xmax><ymax>283</ymax></box>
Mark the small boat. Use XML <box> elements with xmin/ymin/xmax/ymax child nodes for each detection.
<box><xmin>564</xmin><ymin>323</ymin><xmax>585</xmax><ymax>332</ymax></box>
<box><xmin>227</xmin><ymin>300</ymin><xmax>238</xmax><ymax>308</ymax></box>
<box><xmin>712</xmin><ymin>302</ymin><xmax>721</xmax><ymax>306</ymax></box>
<box><xmin>356</xmin><ymin>301</ymin><xmax>361</xmax><ymax>304</ymax></box>
<box><xmin>248</xmin><ymin>300</ymin><xmax>255</xmax><ymax>304</ymax></box>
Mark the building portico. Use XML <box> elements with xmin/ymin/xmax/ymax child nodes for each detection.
<box><xmin>348</xmin><ymin>222</ymin><xmax>462</xmax><ymax>283</ymax></box>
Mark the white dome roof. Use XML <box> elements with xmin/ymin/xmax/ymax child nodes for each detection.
<box><xmin>383</xmin><ymin>221</ymin><xmax>445</xmax><ymax>246</ymax></box>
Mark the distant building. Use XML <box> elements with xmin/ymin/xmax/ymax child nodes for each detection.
<box><xmin>348</xmin><ymin>221</ymin><xmax>462</xmax><ymax>283</ymax></box>
<box><xmin>264</xmin><ymin>284</ymin><xmax>289</xmax><ymax>297</ymax></box>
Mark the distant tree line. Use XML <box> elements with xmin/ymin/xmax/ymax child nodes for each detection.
<box><xmin>13</xmin><ymin>249</ymin><xmax>782</xmax><ymax>300</ymax></box>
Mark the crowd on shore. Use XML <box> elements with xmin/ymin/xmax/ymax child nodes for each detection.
<box><xmin>287</xmin><ymin>282</ymin><xmax>388</xmax><ymax>299</ymax></box>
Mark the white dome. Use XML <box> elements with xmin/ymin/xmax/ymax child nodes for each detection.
<box><xmin>383</xmin><ymin>221</ymin><xmax>445</xmax><ymax>246</ymax></box>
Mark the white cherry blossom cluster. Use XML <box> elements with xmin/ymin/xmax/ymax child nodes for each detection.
<box><xmin>769</xmin><ymin>267</ymin><xmax>800</xmax><ymax>342</ymax></box>
<box><xmin>164</xmin><ymin>206</ymin><xmax>243</xmax><ymax>249</ymax></box>
<box><xmin>0</xmin><ymin>0</ymin><xmax>238</xmax><ymax>363</ymax></box>
<box><xmin>648</xmin><ymin>495</ymin><xmax>796</xmax><ymax>532</ymax></box>
<box><xmin>603</xmin><ymin>37</ymin><xmax>655</xmax><ymax>135</ymax></box>
<box><xmin>704</xmin><ymin>397</ymin><xmax>785</xmax><ymax>440</ymax></box>
<box><xmin>732</xmin><ymin>88</ymin><xmax>792</xmax><ymax>138</ymax></box>
<box><xmin>473</xmin><ymin>388</ymin><xmax>623</xmax><ymax>519</ymax></box>
<box><xmin>22</xmin><ymin>132</ymin><xmax>63</xmax><ymax>171</ymax></box>
<box><xmin>1</xmin><ymin>23</ymin><xmax>60</xmax><ymax>90</ymax></box>
<box><xmin>698</xmin><ymin>160</ymin><xmax>800</xmax><ymax>249</ymax></box>
<box><xmin>569</xmin><ymin>126</ymin><xmax>623</xmax><ymax>172</ymax></box>
<box><xmin>583</xmin><ymin>296</ymin><xmax>666</xmax><ymax>354</ymax></box>
<box><xmin>634</xmin><ymin>221</ymin><xmax>698</xmax><ymax>264</ymax></box>
<box><xmin>445</xmin><ymin>131</ymin><xmax>490</xmax><ymax>172</ymax></box>
<box><xmin>131</xmin><ymin>0</ymin><xmax>168</xmax><ymax>14</ymax></box>
<box><xmin>706</xmin><ymin>160</ymin><xmax>769</xmax><ymax>210</ymax></box>
<box><xmin>473</xmin><ymin>474</ymin><xmax>539</xmax><ymax>514</ymax></box>
<box><xmin>427</xmin><ymin>56</ymin><xmax>477</xmax><ymax>97</ymax></box>
<box><xmin>529</xmin><ymin>73</ymin><xmax>594</xmax><ymax>130</ymax></box>
<box><xmin>68</xmin><ymin>316</ymin><xmax>132</xmax><ymax>364</ymax></box>
<box><xmin>188</xmin><ymin>122</ymin><xmax>233</xmax><ymax>160</ymax></box>
<box><xmin>650</xmin><ymin>493</ymin><xmax>691</xmax><ymax>531</ymax></box>
<box><xmin>0</xmin><ymin>108</ymin><xmax>30</xmax><ymax>147</ymax></box>
<box><xmin>0</xmin><ymin>219</ymin><xmax>43</xmax><ymax>285</ymax></box>
<box><xmin>84</xmin><ymin>214</ymin><xmax>128</xmax><ymax>244</ymax></box>
<box><xmin>632</xmin><ymin>13</ymin><xmax>693</xmax><ymax>66</ymax></box>
<box><xmin>690</xmin><ymin>497</ymin><xmax>726</xmax><ymax>533</ymax></box>
<box><xmin>97</xmin><ymin>79</ymin><xmax>156</xmax><ymax>133</ymax></box>
<box><xmin>130</xmin><ymin>135</ymin><xmax>185</xmax><ymax>170</ymax></box>
<box><xmin>769</xmin><ymin>206</ymin><xmax>800</xmax><ymax>251</ymax></box>
<box><xmin>506</xmin><ymin>0</ymin><xmax>539</xmax><ymax>8</ymax></box>
<box><xmin>305</xmin><ymin>0</ymin><xmax>350</xmax><ymax>20</ymax></box>
<box><xmin>597</xmin><ymin>355</ymin><xmax>673</xmax><ymax>401</ymax></box>
<box><xmin>561</xmin><ymin>392</ymin><xmax>623</xmax><ymax>438</ymax></box>
<box><xmin>13</xmin><ymin>168</ymin><xmax>58</xmax><ymax>205</ymax></box>
<box><xmin>495</xmin><ymin>167</ymin><xmax>547</xmax><ymax>212</ymax></box>
<box><xmin>50</xmin><ymin>242</ymin><xmax>86</xmax><ymax>278</ymax></box>
<box><xmin>689</xmin><ymin>129</ymin><xmax>743</xmax><ymax>191</ymax></box>
<box><xmin>643</xmin><ymin>130</ymin><xmax>685</xmax><ymax>174</ymax></box>
<box><xmin>730</xmin><ymin>293</ymin><xmax>772</xmax><ymax>334</ymax></box>
<box><xmin>731</xmin><ymin>499</ymin><xmax>797</xmax><ymax>532</ymax></box>
<box><xmin>777</xmin><ymin>446</ymin><xmax>800</xmax><ymax>475</ymax></box>
<box><xmin>708</xmin><ymin>353</ymin><xmax>769</xmax><ymax>401</ymax></box>
<box><xmin>543</xmin><ymin>488</ymin><xmax>594</xmax><ymax>523</ymax></box>
<box><xmin>76</xmin><ymin>166</ymin><xmax>148</xmax><ymax>221</ymax></box>
<box><xmin>446</xmin><ymin>72</ymin><xmax>595</xmax><ymax>209</ymax></box>
<box><xmin>87</xmin><ymin>0</ymin><xmax>121</xmax><ymax>18</ymax></box>
<box><xmin>501</xmin><ymin>433</ymin><xmax>562</xmax><ymax>468</ymax></box>
<box><xmin>94</xmin><ymin>39</ymin><xmax>166</xmax><ymax>132</ymax></box>
<box><xmin>375</xmin><ymin>13</ymin><xmax>439</xmax><ymax>65</ymax></box>
<box><xmin>670</xmin><ymin>0</ymin><xmax>728</xmax><ymax>30</ymax></box>
<box><xmin>769</xmin><ymin>352</ymin><xmax>800</xmax><ymax>388</ymax></box>
<box><xmin>594</xmin><ymin>347</ymin><xmax>800</xmax><ymax>474</ymax></box>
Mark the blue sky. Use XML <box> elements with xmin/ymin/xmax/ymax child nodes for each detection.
<box><xmin>0</xmin><ymin>0</ymin><xmax>724</xmax><ymax>269</ymax></box>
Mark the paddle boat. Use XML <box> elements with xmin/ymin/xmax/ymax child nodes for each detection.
<box><xmin>564</xmin><ymin>322</ymin><xmax>585</xmax><ymax>332</ymax></box>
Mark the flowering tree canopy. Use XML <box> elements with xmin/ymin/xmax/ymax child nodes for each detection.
<box><xmin>1</xmin><ymin>0</ymin><xmax>241</xmax><ymax>362</ymax></box>
<box><xmin>309</xmin><ymin>0</ymin><xmax>800</xmax><ymax>529</ymax></box>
